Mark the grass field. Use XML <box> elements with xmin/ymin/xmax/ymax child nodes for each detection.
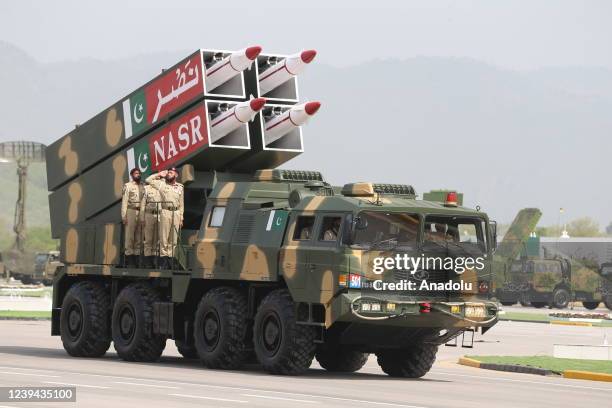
<box><xmin>467</xmin><ymin>355</ymin><xmax>612</xmax><ymax>375</ymax></box>
<box><xmin>500</xmin><ymin>311</ymin><xmax>612</xmax><ymax>327</ymax></box>
<box><xmin>0</xmin><ymin>310</ymin><xmax>51</xmax><ymax>319</ymax></box>
<box><xmin>0</xmin><ymin>288</ymin><xmax>52</xmax><ymax>298</ymax></box>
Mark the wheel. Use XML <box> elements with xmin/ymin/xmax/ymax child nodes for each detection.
<box><xmin>253</xmin><ymin>289</ymin><xmax>316</xmax><ymax>375</ymax></box>
<box><xmin>193</xmin><ymin>287</ymin><xmax>249</xmax><ymax>369</ymax></box>
<box><xmin>316</xmin><ymin>348</ymin><xmax>369</xmax><ymax>372</ymax></box>
<box><xmin>376</xmin><ymin>343</ymin><xmax>438</xmax><ymax>378</ymax></box>
<box><xmin>531</xmin><ymin>302</ymin><xmax>547</xmax><ymax>308</ymax></box>
<box><xmin>582</xmin><ymin>301</ymin><xmax>599</xmax><ymax>310</ymax></box>
<box><xmin>604</xmin><ymin>297</ymin><xmax>612</xmax><ymax>311</ymax></box>
<box><xmin>112</xmin><ymin>283</ymin><xmax>166</xmax><ymax>362</ymax></box>
<box><xmin>60</xmin><ymin>281</ymin><xmax>111</xmax><ymax>357</ymax></box>
<box><xmin>551</xmin><ymin>288</ymin><xmax>570</xmax><ymax>309</ymax></box>
<box><xmin>175</xmin><ymin>339</ymin><xmax>198</xmax><ymax>359</ymax></box>
<box><xmin>500</xmin><ymin>301</ymin><xmax>515</xmax><ymax>306</ymax></box>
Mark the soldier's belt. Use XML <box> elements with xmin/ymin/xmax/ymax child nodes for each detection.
<box><xmin>163</xmin><ymin>206</ymin><xmax>179</xmax><ymax>211</ymax></box>
<box><xmin>127</xmin><ymin>205</ymin><xmax>140</xmax><ymax>210</ymax></box>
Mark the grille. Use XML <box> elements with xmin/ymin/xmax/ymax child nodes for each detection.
<box><xmin>392</xmin><ymin>269</ymin><xmax>455</xmax><ymax>299</ymax></box>
<box><xmin>233</xmin><ymin>214</ymin><xmax>255</xmax><ymax>244</ymax></box>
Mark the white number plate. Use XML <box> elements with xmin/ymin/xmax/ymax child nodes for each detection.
<box><xmin>465</xmin><ymin>306</ymin><xmax>486</xmax><ymax>318</ymax></box>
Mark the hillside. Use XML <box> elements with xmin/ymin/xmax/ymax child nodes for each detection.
<box><xmin>1</xmin><ymin>41</ymin><xmax>611</xmax><ymax>227</ymax></box>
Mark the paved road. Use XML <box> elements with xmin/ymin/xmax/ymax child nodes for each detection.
<box><xmin>0</xmin><ymin>320</ymin><xmax>610</xmax><ymax>408</ymax></box>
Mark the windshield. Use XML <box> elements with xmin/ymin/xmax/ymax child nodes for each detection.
<box><xmin>352</xmin><ymin>211</ymin><xmax>419</xmax><ymax>250</ymax></box>
<box><xmin>35</xmin><ymin>254</ymin><xmax>47</xmax><ymax>265</ymax></box>
<box><xmin>423</xmin><ymin>214</ymin><xmax>488</xmax><ymax>255</ymax></box>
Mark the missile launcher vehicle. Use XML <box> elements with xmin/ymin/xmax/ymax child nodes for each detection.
<box><xmin>48</xmin><ymin>46</ymin><xmax>499</xmax><ymax>377</ymax></box>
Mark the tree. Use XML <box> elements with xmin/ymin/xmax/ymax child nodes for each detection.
<box><xmin>566</xmin><ymin>217</ymin><xmax>602</xmax><ymax>237</ymax></box>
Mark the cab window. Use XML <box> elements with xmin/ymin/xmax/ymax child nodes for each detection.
<box><xmin>293</xmin><ymin>216</ymin><xmax>315</xmax><ymax>240</ymax></box>
<box><xmin>209</xmin><ymin>206</ymin><xmax>226</xmax><ymax>227</ymax></box>
<box><xmin>319</xmin><ymin>217</ymin><xmax>342</xmax><ymax>242</ymax></box>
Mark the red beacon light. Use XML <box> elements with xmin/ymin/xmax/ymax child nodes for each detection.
<box><xmin>444</xmin><ymin>191</ymin><xmax>458</xmax><ymax>207</ymax></box>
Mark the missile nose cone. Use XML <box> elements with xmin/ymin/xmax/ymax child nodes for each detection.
<box><xmin>300</xmin><ymin>49</ymin><xmax>317</xmax><ymax>64</ymax></box>
<box><xmin>304</xmin><ymin>101</ymin><xmax>321</xmax><ymax>115</ymax></box>
<box><xmin>250</xmin><ymin>98</ymin><xmax>266</xmax><ymax>111</ymax></box>
<box><xmin>245</xmin><ymin>46</ymin><xmax>262</xmax><ymax>60</ymax></box>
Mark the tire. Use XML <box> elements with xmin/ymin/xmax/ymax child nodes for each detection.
<box><xmin>376</xmin><ymin>343</ymin><xmax>438</xmax><ymax>378</ymax></box>
<box><xmin>112</xmin><ymin>283</ymin><xmax>166</xmax><ymax>362</ymax></box>
<box><xmin>193</xmin><ymin>287</ymin><xmax>249</xmax><ymax>369</ymax></box>
<box><xmin>604</xmin><ymin>297</ymin><xmax>612</xmax><ymax>311</ymax></box>
<box><xmin>582</xmin><ymin>301</ymin><xmax>599</xmax><ymax>310</ymax></box>
<box><xmin>60</xmin><ymin>281</ymin><xmax>111</xmax><ymax>357</ymax></box>
<box><xmin>500</xmin><ymin>301</ymin><xmax>515</xmax><ymax>306</ymax></box>
<box><xmin>531</xmin><ymin>302</ymin><xmax>547</xmax><ymax>309</ymax></box>
<box><xmin>316</xmin><ymin>348</ymin><xmax>369</xmax><ymax>372</ymax></box>
<box><xmin>551</xmin><ymin>288</ymin><xmax>570</xmax><ymax>309</ymax></box>
<box><xmin>175</xmin><ymin>339</ymin><xmax>198</xmax><ymax>359</ymax></box>
<box><xmin>253</xmin><ymin>289</ymin><xmax>316</xmax><ymax>375</ymax></box>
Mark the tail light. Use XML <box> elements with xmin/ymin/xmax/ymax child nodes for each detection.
<box><xmin>419</xmin><ymin>302</ymin><xmax>432</xmax><ymax>313</ymax></box>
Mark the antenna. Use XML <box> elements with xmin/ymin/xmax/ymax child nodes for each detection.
<box><xmin>0</xmin><ymin>141</ymin><xmax>46</xmax><ymax>257</ymax></box>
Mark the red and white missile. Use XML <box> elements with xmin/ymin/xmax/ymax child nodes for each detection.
<box><xmin>264</xmin><ymin>101</ymin><xmax>321</xmax><ymax>144</ymax></box>
<box><xmin>209</xmin><ymin>98</ymin><xmax>266</xmax><ymax>143</ymax></box>
<box><xmin>205</xmin><ymin>46</ymin><xmax>262</xmax><ymax>92</ymax></box>
<box><xmin>258</xmin><ymin>50</ymin><xmax>317</xmax><ymax>95</ymax></box>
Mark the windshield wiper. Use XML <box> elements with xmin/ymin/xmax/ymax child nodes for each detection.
<box><xmin>364</xmin><ymin>237</ymin><xmax>399</xmax><ymax>253</ymax></box>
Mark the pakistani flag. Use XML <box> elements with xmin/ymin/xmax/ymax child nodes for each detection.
<box><xmin>126</xmin><ymin>140</ymin><xmax>152</xmax><ymax>176</ymax></box>
<box><xmin>266</xmin><ymin>210</ymin><xmax>288</xmax><ymax>232</ymax></box>
<box><xmin>122</xmin><ymin>89</ymin><xmax>147</xmax><ymax>139</ymax></box>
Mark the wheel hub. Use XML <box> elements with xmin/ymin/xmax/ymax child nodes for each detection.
<box><xmin>66</xmin><ymin>303</ymin><xmax>83</xmax><ymax>340</ymax></box>
<box><xmin>261</xmin><ymin>312</ymin><xmax>281</xmax><ymax>356</ymax></box>
<box><xmin>118</xmin><ymin>305</ymin><xmax>136</xmax><ymax>342</ymax></box>
<box><xmin>202</xmin><ymin>311</ymin><xmax>220</xmax><ymax>350</ymax></box>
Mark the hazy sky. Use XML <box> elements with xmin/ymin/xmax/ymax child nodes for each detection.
<box><xmin>1</xmin><ymin>0</ymin><xmax>611</xmax><ymax>70</ymax></box>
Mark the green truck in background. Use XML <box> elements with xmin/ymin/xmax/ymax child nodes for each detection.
<box><xmin>494</xmin><ymin>209</ymin><xmax>612</xmax><ymax>310</ymax></box>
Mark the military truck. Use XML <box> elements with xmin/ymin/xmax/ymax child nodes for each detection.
<box><xmin>505</xmin><ymin>258</ymin><xmax>572</xmax><ymax>309</ymax></box>
<box><xmin>47</xmin><ymin>47</ymin><xmax>498</xmax><ymax>377</ymax></box>
<box><xmin>33</xmin><ymin>251</ymin><xmax>62</xmax><ymax>286</ymax></box>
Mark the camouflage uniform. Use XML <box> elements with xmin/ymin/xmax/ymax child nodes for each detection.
<box><xmin>145</xmin><ymin>173</ymin><xmax>184</xmax><ymax>261</ymax></box>
<box><xmin>139</xmin><ymin>185</ymin><xmax>162</xmax><ymax>260</ymax></box>
<box><xmin>121</xmin><ymin>181</ymin><xmax>144</xmax><ymax>257</ymax></box>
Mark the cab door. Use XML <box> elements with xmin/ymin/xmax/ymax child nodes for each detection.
<box><xmin>307</xmin><ymin>214</ymin><xmax>344</xmax><ymax>305</ymax></box>
<box><xmin>280</xmin><ymin>213</ymin><xmax>315</xmax><ymax>296</ymax></box>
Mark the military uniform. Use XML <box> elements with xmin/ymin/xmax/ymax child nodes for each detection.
<box><xmin>139</xmin><ymin>185</ymin><xmax>162</xmax><ymax>265</ymax></box>
<box><xmin>146</xmin><ymin>173</ymin><xmax>184</xmax><ymax>264</ymax></box>
<box><xmin>121</xmin><ymin>181</ymin><xmax>144</xmax><ymax>260</ymax></box>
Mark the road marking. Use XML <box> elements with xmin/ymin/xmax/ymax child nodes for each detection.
<box><xmin>43</xmin><ymin>381</ymin><xmax>109</xmax><ymax>389</ymax></box>
<box><xmin>0</xmin><ymin>405</ymin><xmax>19</xmax><ymax>408</ymax></box>
<box><xmin>114</xmin><ymin>381</ymin><xmax>179</xmax><ymax>389</ymax></box>
<box><xmin>0</xmin><ymin>371</ymin><xmax>59</xmax><ymax>378</ymax></box>
<box><xmin>433</xmin><ymin>371</ymin><xmax>612</xmax><ymax>391</ymax></box>
<box><xmin>0</xmin><ymin>365</ymin><xmax>429</xmax><ymax>408</ymax></box>
<box><xmin>169</xmin><ymin>393</ymin><xmax>248</xmax><ymax>403</ymax></box>
<box><xmin>242</xmin><ymin>393</ymin><xmax>318</xmax><ymax>403</ymax></box>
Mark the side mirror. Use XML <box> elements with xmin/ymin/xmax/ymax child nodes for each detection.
<box><xmin>490</xmin><ymin>220</ymin><xmax>497</xmax><ymax>251</ymax></box>
<box><xmin>353</xmin><ymin>216</ymin><xmax>368</xmax><ymax>230</ymax></box>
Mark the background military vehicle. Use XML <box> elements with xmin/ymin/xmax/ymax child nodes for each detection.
<box><xmin>494</xmin><ymin>209</ymin><xmax>612</xmax><ymax>309</ymax></box>
<box><xmin>47</xmin><ymin>46</ymin><xmax>498</xmax><ymax>377</ymax></box>
<box><xmin>33</xmin><ymin>251</ymin><xmax>62</xmax><ymax>285</ymax></box>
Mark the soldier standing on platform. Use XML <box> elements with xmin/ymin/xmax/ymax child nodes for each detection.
<box><xmin>139</xmin><ymin>183</ymin><xmax>162</xmax><ymax>268</ymax></box>
<box><xmin>145</xmin><ymin>168</ymin><xmax>184</xmax><ymax>269</ymax></box>
<box><xmin>121</xmin><ymin>168</ymin><xmax>144</xmax><ymax>267</ymax></box>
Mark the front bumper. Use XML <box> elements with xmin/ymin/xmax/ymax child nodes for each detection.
<box><xmin>327</xmin><ymin>292</ymin><xmax>499</xmax><ymax>329</ymax></box>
